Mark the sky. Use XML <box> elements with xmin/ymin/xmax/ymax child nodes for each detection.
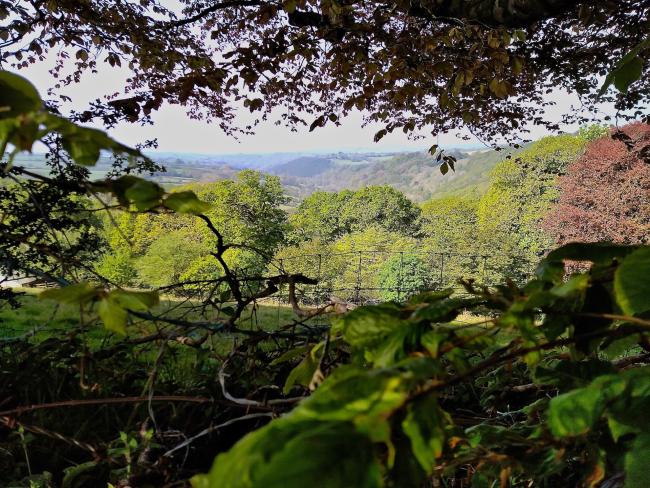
<box><xmin>22</xmin><ymin>54</ymin><xmax>611</xmax><ymax>155</ymax></box>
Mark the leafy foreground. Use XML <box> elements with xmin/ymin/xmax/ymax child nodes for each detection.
<box><xmin>193</xmin><ymin>243</ymin><xmax>650</xmax><ymax>488</ymax></box>
<box><xmin>3</xmin><ymin>68</ymin><xmax>650</xmax><ymax>487</ymax></box>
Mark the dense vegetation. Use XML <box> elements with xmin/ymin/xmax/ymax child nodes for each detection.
<box><xmin>2</xmin><ymin>1</ymin><xmax>650</xmax><ymax>487</ymax></box>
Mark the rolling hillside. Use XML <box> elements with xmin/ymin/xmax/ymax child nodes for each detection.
<box><xmin>12</xmin><ymin>144</ymin><xmax>522</xmax><ymax>203</ymax></box>
<box><xmin>271</xmin><ymin>147</ymin><xmax>520</xmax><ymax>201</ymax></box>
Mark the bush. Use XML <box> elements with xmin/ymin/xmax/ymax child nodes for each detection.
<box><xmin>378</xmin><ymin>254</ymin><xmax>432</xmax><ymax>301</ymax></box>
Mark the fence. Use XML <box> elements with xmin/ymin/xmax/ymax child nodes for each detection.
<box><xmin>272</xmin><ymin>249</ymin><xmax>495</xmax><ymax>310</ymax></box>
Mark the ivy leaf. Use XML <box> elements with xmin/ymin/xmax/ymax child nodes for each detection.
<box><xmin>0</xmin><ymin>71</ymin><xmax>42</xmax><ymax>118</ymax></box>
<box><xmin>164</xmin><ymin>191</ymin><xmax>211</xmax><ymax>214</ymax></box>
<box><xmin>614</xmin><ymin>247</ymin><xmax>650</xmax><ymax>316</ymax></box>
<box><xmin>39</xmin><ymin>282</ymin><xmax>100</xmax><ymax>305</ymax></box>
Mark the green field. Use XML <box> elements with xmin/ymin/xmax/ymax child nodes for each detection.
<box><xmin>0</xmin><ymin>289</ymin><xmax>307</xmax><ymax>347</ymax></box>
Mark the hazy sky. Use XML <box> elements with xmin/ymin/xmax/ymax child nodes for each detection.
<box><xmin>22</xmin><ymin>55</ymin><xmax>612</xmax><ymax>155</ymax></box>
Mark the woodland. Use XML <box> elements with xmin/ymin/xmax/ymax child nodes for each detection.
<box><xmin>1</xmin><ymin>1</ymin><xmax>650</xmax><ymax>487</ymax></box>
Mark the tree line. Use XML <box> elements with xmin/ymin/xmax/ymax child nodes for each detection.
<box><xmin>96</xmin><ymin>124</ymin><xmax>650</xmax><ymax>302</ymax></box>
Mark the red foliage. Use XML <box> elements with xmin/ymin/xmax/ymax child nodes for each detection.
<box><xmin>543</xmin><ymin>123</ymin><xmax>650</xmax><ymax>246</ymax></box>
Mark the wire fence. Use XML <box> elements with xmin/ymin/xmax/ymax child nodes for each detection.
<box><xmin>272</xmin><ymin>249</ymin><xmax>498</xmax><ymax>309</ymax></box>
<box><xmin>2</xmin><ymin>249</ymin><xmax>536</xmax><ymax>336</ymax></box>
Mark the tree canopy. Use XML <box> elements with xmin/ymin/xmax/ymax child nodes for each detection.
<box><xmin>544</xmin><ymin>122</ymin><xmax>650</xmax><ymax>245</ymax></box>
<box><xmin>1</xmin><ymin>1</ymin><xmax>648</xmax><ymax>146</ymax></box>
<box><xmin>3</xmin><ymin>2</ymin><xmax>650</xmax><ymax>486</ymax></box>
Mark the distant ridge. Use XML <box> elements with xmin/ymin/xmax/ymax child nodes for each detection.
<box><xmin>12</xmin><ymin>144</ymin><xmax>522</xmax><ymax>203</ymax></box>
<box><xmin>271</xmin><ymin>156</ymin><xmax>333</xmax><ymax>177</ymax></box>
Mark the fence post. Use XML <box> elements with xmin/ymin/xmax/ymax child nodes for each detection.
<box><xmin>397</xmin><ymin>251</ymin><xmax>404</xmax><ymax>301</ymax></box>
<box><xmin>354</xmin><ymin>251</ymin><xmax>362</xmax><ymax>304</ymax></box>
<box><xmin>316</xmin><ymin>253</ymin><xmax>322</xmax><ymax>317</ymax></box>
<box><xmin>277</xmin><ymin>258</ymin><xmax>284</xmax><ymax>328</ymax></box>
<box><xmin>482</xmin><ymin>255</ymin><xmax>488</xmax><ymax>285</ymax></box>
<box><xmin>439</xmin><ymin>253</ymin><xmax>444</xmax><ymax>289</ymax></box>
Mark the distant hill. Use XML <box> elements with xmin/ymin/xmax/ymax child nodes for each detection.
<box><xmin>271</xmin><ymin>156</ymin><xmax>334</xmax><ymax>177</ymax></box>
<box><xmin>11</xmin><ymin>144</ymin><xmax>522</xmax><ymax>204</ymax></box>
<box><xmin>270</xmin><ymin>147</ymin><xmax>520</xmax><ymax>202</ymax></box>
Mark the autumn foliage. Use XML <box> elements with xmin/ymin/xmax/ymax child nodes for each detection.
<box><xmin>544</xmin><ymin>123</ymin><xmax>650</xmax><ymax>245</ymax></box>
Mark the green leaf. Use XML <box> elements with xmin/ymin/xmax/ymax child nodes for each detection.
<box><xmin>548</xmin><ymin>375</ymin><xmax>625</xmax><ymax>437</ymax></box>
<box><xmin>109</xmin><ymin>290</ymin><xmax>159</xmax><ymax>311</ymax></box>
<box><xmin>97</xmin><ymin>297</ymin><xmax>128</xmax><ymax>335</ymax></box>
<box><xmin>192</xmin><ymin>420</ymin><xmax>382</xmax><ymax>488</ymax></box>
<box><xmin>614</xmin><ymin>247</ymin><xmax>650</xmax><ymax>316</ymax></box>
<box><xmin>411</xmin><ymin>297</ymin><xmax>476</xmax><ymax>323</ymax></box>
<box><xmin>282</xmin><ymin>0</ymin><xmax>297</xmax><ymax>13</ymax></box>
<box><xmin>607</xmin><ymin>367</ymin><xmax>650</xmax><ymax>434</ymax></box>
<box><xmin>292</xmin><ymin>367</ymin><xmax>409</xmax><ymax>425</ymax></box>
<box><xmin>420</xmin><ymin>330</ymin><xmax>446</xmax><ymax>357</ymax></box>
<box><xmin>607</xmin><ymin>417</ymin><xmax>639</xmax><ymax>443</ymax></box>
<box><xmin>533</xmin><ymin>359</ymin><xmax>616</xmax><ymax>390</ymax></box>
<box><xmin>598</xmin><ymin>39</ymin><xmax>650</xmax><ymax>96</ymax></box>
<box><xmin>408</xmin><ymin>288</ymin><xmax>454</xmax><ymax>305</ymax></box>
<box><xmin>402</xmin><ymin>396</ymin><xmax>447</xmax><ymax>473</ymax></box>
<box><xmin>548</xmin><ymin>387</ymin><xmax>602</xmax><ymax>437</ymax></box>
<box><xmin>110</xmin><ymin>176</ymin><xmax>165</xmax><ymax>211</ymax></box>
<box><xmin>61</xmin><ymin>134</ymin><xmax>101</xmax><ymax>166</ymax></box>
<box><xmin>366</xmin><ymin>327</ymin><xmax>412</xmax><ymax>367</ymax></box>
<box><xmin>283</xmin><ymin>352</ymin><xmax>319</xmax><ymax>394</ymax></box>
<box><xmin>270</xmin><ymin>345</ymin><xmax>311</xmax><ymax>366</ymax></box>
<box><xmin>124</xmin><ymin>178</ymin><xmax>164</xmax><ymax>211</ymax></box>
<box><xmin>624</xmin><ymin>433</ymin><xmax>650</xmax><ymax>488</ymax></box>
<box><xmin>549</xmin><ymin>274</ymin><xmax>590</xmax><ymax>298</ymax></box>
<box><xmin>336</xmin><ymin>303</ymin><xmax>403</xmax><ymax>348</ymax></box>
<box><xmin>220</xmin><ymin>305</ymin><xmax>235</xmax><ymax>316</ymax></box>
<box><xmin>542</xmin><ymin>243</ymin><xmax>639</xmax><ymax>266</ymax></box>
<box><xmin>488</xmin><ymin>78</ymin><xmax>510</xmax><ymax>98</ymax></box>
<box><xmin>613</xmin><ymin>56</ymin><xmax>644</xmax><ymax>93</ymax></box>
<box><xmin>0</xmin><ymin>71</ymin><xmax>42</xmax><ymax>118</ymax></box>
<box><xmin>164</xmin><ymin>191</ymin><xmax>211</xmax><ymax>214</ymax></box>
<box><xmin>603</xmin><ymin>334</ymin><xmax>641</xmax><ymax>359</ymax></box>
<box><xmin>39</xmin><ymin>283</ymin><xmax>100</xmax><ymax>305</ymax></box>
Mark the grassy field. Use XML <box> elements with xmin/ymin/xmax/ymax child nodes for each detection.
<box><xmin>0</xmin><ymin>289</ymin><xmax>307</xmax><ymax>346</ymax></box>
<box><xmin>0</xmin><ymin>290</ymin><xmax>321</xmax><ymax>388</ymax></box>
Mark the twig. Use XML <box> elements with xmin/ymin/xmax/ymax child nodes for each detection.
<box><xmin>162</xmin><ymin>412</ymin><xmax>274</xmax><ymax>458</ymax></box>
<box><xmin>218</xmin><ymin>369</ymin><xmax>304</xmax><ymax>407</ymax></box>
<box><xmin>0</xmin><ymin>396</ymin><xmax>214</xmax><ymax>417</ymax></box>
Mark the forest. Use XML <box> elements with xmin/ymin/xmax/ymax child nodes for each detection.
<box><xmin>2</xmin><ymin>1</ymin><xmax>650</xmax><ymax>488</ymax></box>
